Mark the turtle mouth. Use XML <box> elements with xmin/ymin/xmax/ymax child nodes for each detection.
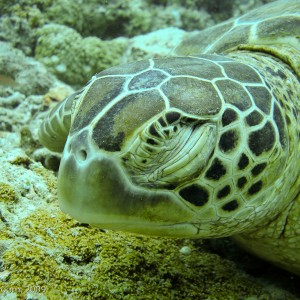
<box><xmin>57</xmin><ymin>145</ymin><xmax>196</xmax><ymax>233</ymax></box>
<box><xmin>122</xmin><ymin>110</ymin><xmax>217</xmax><ymax>189</ymax></box>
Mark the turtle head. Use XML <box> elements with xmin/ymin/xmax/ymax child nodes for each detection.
<box><xmin>59</xmin><ymin>107</ymin><xmax>218</xmax><ymax>237</ymax></box>
<box><xmin>55</xmin><ymin>56</ymin><xmax>289</xmax><ymax>238</ymax></box>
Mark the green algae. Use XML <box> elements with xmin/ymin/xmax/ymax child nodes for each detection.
<box><xmin>0</xmin><ymin>156</ymin><xmax>296</xmax><ymax>298</ymax></box>
<box><xmin>0</xmin><ymin>209</ymin><xmax>282</xmax><ymax>300</ymax></box>
<box><xmin>0</xmin><ymin>183</ymin><xmax>18</xmax><ymax>203</ymax></box>
<box><xmin>0</xmin><ymin>0</ymin><xmax>272</xmax><ymax>86</ymax></box>
<box><xmin>0</xmin><ymin>1</ymin><xmax>299</xmax><ymax>299</ymax></box>
<box><xmin>0</xmin><ymin>0</ymin><xmax>215</xmax><ymax>38</ymax></box>
<box><xmin>34</xmin><ymin>24</ymin><xmax>127</xmax><ymax>86</ymax></box>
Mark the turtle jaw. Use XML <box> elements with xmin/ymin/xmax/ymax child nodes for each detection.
<box><xmin>57</xmin><ymin>149</ymin><xmax>197</xmax><ymax>237</ymax></box>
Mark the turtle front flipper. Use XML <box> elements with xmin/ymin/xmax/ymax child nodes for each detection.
<box><xmin>39</xmin><ymin>90</ymin><xmax>80</xmax><ymax>152</ymax></box>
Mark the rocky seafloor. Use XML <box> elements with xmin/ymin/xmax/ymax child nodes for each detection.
<box><xmin>0</xmin><ymin>0</ymin><xmax>300</xmax><ymax>299</ymax></box>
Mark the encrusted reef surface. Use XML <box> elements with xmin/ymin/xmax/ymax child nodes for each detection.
<box><xmin>0</xmin><ymin>0</ymin><xmax>299</xmax><ymax>299</ymax></box>
<box><xmin>0</xmin><ymin>0</ymin><xmax>276</xmax><ymax>87</ymax></box>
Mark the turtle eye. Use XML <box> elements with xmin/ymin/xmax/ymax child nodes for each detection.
<box><xmin>121</xmin><ymin>110</ymin><xmax>216</xmax><ymax>189</ymax></box>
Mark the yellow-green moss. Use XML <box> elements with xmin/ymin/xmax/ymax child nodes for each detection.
<box><xmin>0</xmin><ymin>183</ymin><xmax>18</xmax><ymax>203</ymax></box>
<box><xmin>29</xmin><ymin>163</ymin><xmax>58</xmax><ymax>197</ymax></box>
<box><xmin>0</xmin><ymin>208</ymin><xmax>283</xmax><ymax>300</ymax></box>
<box><xmin>19</xmin><ymin>127</ymin><xmax>41</xmax><ymax>157</ymax></box>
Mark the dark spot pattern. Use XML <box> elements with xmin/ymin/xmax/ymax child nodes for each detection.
<box><xmin>219</xmin><ymin>130</ymin><xmax>239</xmax><ymax>153</ymax></box>
<box><xmin>145</xmin><ymin>146</ymin><xmax>153</xmax><ymax>153</ymax></box>
<box><xmin>246</xmin><ymin>110</ymin><xmax>263</xmax><ymax>126</ymax></box>
<box><xmin>149</xmin><ymin>124</ymin><xmax>160</xmax><ymax>137</ymax></box>
<box><xmin>146</xmin><ymin>138</ymin><xmax>157</xmax><ymax>145</ymax></box>
<box><xmin>222</xmin><ymin>200</ymin><xmax>239</xmax><ymax>212</ymax></box>
<box><xmin>217</xmin><ymin>185</ymin><xmax>231</xmax><ymax>199</ymax></box>
<box><xmin>265</xmin><ymin>67</ymin><xmax>287</xmax><ymax>80</ymax></box>
<box><xmin>179</xmin><ymin>184</ymin><xmax>209</xmax><ymax>206</ymax></box>
<box><xmin>163</xmin><ymin>129</ymin><xmax>170</xmax><ymax>136</ymax></box>
<box><xmin>248</xmin><ymin>122</ymin><xmax>275</xmax><ymax>156</ymax></box>
<box><xmin>165</xmin><ymin>111</ymin><xmax>181</xmax><ymax>124</ymax></box>
<box><xmin>158</xmin><ymin>117</ymin><xmax>167</xmax><ymax>127</ymax></box>
<box><xmin>237</xmin><ymin>177</ymin><xmax>247</xmax><ymax>188</ymax></box>
<box><xmin>248</xmin><ymin>180</ymin><xmax>263</xmax><ymax>195</ymax></box>
<box><xmin>251</xmin><ymin>163</ymin><xmax>267</xmax><ymax>176</ymax></box>
<box><xmin>238</xmin><ymin>153</ymin><xmax>249</xmax><ymax>170</ymax></box>
<box><xmin>277</xmin><ymin>69</ymin><xmax>287</xmax><ymax>80</ymax></box>
<box><xmin>222</xmin><ymin>109</ymin><xmax>238</xmax><ymax>126</ymax></box>
<box><xmin>205</xmin><ymin>158</ymin><xmax>226</xmax><ymax>180</ymax></box>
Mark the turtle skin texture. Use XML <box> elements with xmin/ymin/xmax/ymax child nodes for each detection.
<box><xmin>39</xmin><ymin>0</ymin><xmax>300</xmax><ymax>275</ymax></box>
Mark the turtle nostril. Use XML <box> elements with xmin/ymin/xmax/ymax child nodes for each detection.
<box><xmin>77</xmin><ymin>149</ymin><xmax>88</xmax><ymax>161</ymax></box>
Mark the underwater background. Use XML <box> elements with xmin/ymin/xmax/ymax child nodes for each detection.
<box><xmin>0</xmin><ymin>0</ymin><xmax>299</xmax><ymax>299</ymax></box>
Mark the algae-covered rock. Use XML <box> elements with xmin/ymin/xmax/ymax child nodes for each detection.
<box><xmin>0</xmin><ymin>16</ymin><xmax>35</xmax><ymax>56</ymax></box>
<box><xmin>0</xmin><ymin>183</ymin><xmax>18</xmax><ymax>204</ymax></box>
<box><xmin>35</xmin><ymin>24</ymin><xmax>127</xmax><ymax>86</ymax></box>
<box><xmin>0</xmin><ymin>144</ymin><xmax>297</xmax><ymax>300</ymax></box>
<box><xmin>0</xmin><ymin>0</ymin><xmax>214</xmax><ymax>40</ymax></box>
<box><xmin>0</xmin><ymin>0</ymin><xmax>274</xmax><ymax>86</ymax></box>
<box><xmin>0</xmin><ymin>89</ymin><xmax>299</xmax><ymax>299</ymax></box>
<box><xmin>0</xmin><ymin>42</ymin><xmax>59</xmax><ymax>96</ymax></box>
<box><xmin>0</xmin><ymin>1</ymin><xmax>299</xmax><ymax>299</ymax></box>
<box><xmin>0</xmin><ymin>0</ymin><xmax>272</xmax><ymax>41</ymax></box>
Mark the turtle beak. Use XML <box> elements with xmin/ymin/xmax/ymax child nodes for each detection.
<box><xmin>57</xmin><ymin>142</ymin><xmax>197</xmax><ymax>237</ymax></box>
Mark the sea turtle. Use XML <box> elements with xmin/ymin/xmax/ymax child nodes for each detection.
<box><xmin>39</xmin><ymin>0</ymin><xmax>300</xmax><ymax>275</ymax></box>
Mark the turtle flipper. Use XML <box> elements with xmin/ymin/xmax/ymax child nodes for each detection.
<box><xmin>39</xmin><ymin>91</ymin><xmax>77</xmax><ymax>152</ymax></box>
